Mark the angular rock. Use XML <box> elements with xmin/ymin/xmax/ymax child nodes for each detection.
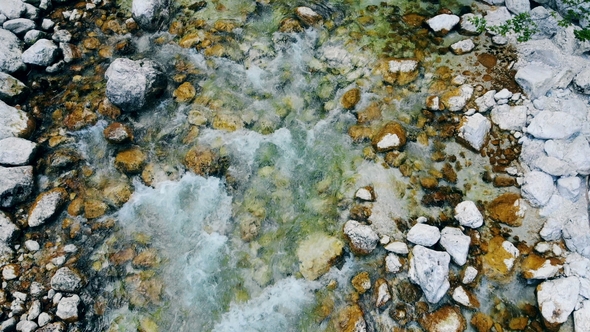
<box><xmin>50</xmin><ymin>267</ymin><xmax>82</xmax><ymax>292</ymax></box>
<box><xmin>485</xmin><ymin>7</ymin><xmax>512</xmax><ymax>30</ymax></box>
<box><xmin>351</xmin><ymin>271</ymin><xmax>371</xmax><ymax>294</ymax></box>
<box><xmin>407</xmin><ymin>223</ymin><xmax>440</xmax><ymax>247</ymax></box>
<box><xmin>475</xmin><ymin>90</ymin><xmax>496</xmax><ymax>112</ymax></box>
<box><xmin>0</xmin><ymin>28</ymin><xmax>25</xmax><ymax>73</ymax></box>
<box><xmin>460</xmin><ymin>13</ymin><xmax>483</xmax><ymax>36</ymax></box>
<box><xmin>15</xmin><ymin>321</ymin><xmax>37</xmax><ymax>332</ymax></box>
<box><xmin>527</xmin><ymin>111</ymin><xmax>581</xmax><ymax>140</ymax></box>
<box><xmin>521</xmin><ymin>171</ymin><xmax>555</xmax><ymax>207</ymax></box>
<box><xmin>354</xmin><ymin>186</ymin><xmax>375</xmax><ymax>201</ymax></box>
<box><xmin>56</xmin><ymin>295</ymin><xmax>80</xmax><ymax>322</ymax></box>
<box><xmin>426</xmin><ymin>14</ymin><xmax>460</xmax><ymax>36</ymax></box>
<box><xmin>132</xmin><ymin>0</ymin><xmax>170</xmax><ymax>32</ymax></box>
<box><xmin>114</xmin><ymin>147</ymin><xmax>146</xmax><ymax>174</ymax></box>
<box><xmin>59</xmin><ymin>43</ymin><xmax>80</xmax><ymax>63</ymax></box>
<box><xmin>487</xmin><ymin>193</ymin><xmax>524</xmax><ymax>226</ymax></box>
<box><xmin>441</xmin><ymin>84</ymin><xmax>473</xmax><ymax>111</ymax></box>
<box><xmin>22</xmin><ymin>39</ymin><xmax>59</xmax><ymax>67</ymax></box>
<box><xmin>452</xmin><ymin>286</ymin><xmax>479</xmax><ymax>308</ymax></box>
<box><xmin>0</xmin><ymin>137</ymin><xmax>36</xmax><ymax>166</ymax></box>
<box><xmin>440</xmin><ymin>227</ymin><xmax>470</xmax><ymax>266</ymax></box>
<box><xmin>2</xmin><ymin>18</ymin><xmax>35</xmax><ymax>36</ymax></box>
<box><xmin>0</xmin><ymin>165</ymin><xmax>32</xmax><ymax>208</ymax></box>
<box><xmin>563</xmin><ymin>135</ymin><xmax>590</xmax><ymax>175</ymax></box>
<box><xmin>0</xmin><ymin>72</ymin><xmax>28</xmax><ymax>104</ymax></box>
<box><xmin>23</xmin><ymin>29</ymin><xmax>45</xmax><ymax>46</ymax></box>
<box><xmin>0</xmin><ymin>211</ymin><xmax>18</xmax><ymax>243</ymax></box>
<box><xmin>454</xmin><ymin>200</ymin><xmax>483</xmax><ymax>228</ymax></box>
<box><xmin>537</xmin><ymin>277</ymin><xmax>579</xmax><ymax>325</ymax></box>
<box><xmin>51</xmin><ymin>29</ymin><xmax>71</xmax><ymax>43</ymax></box>
<box><xmin>450</xmin><ymin>39</ymin><xmax>475</xmax><ymax>55</ymax></box>
<box><xmin>420</xmin><ymin>305</ymin><xmax>466</xmax><ymax>332</ymax></box>
<box><xmin>575</xmin><ymin>300</ymin><xmax>590</xmax><ymax>332</ymax></box>
<box><xmin>515</xmin><ymin>64</ymin><xmax>554</xmax><ymax>99</ymax></box>
<box><xmin>521</xmin><ymin>253</ymin><xmax>561</xmax><ymax>279</ymax></box>
<box><xmin>530</xmin><ymin>6</ymin><xmax>558</xmax><ymax>40</ymax></box>
<box><xmin>491</xmin><ymin>105</ymin><xmax>527</xmax><ymax>131</ymax></box>
<box><xmin>371</xmin><ymin>121</ymin><xmax>407</xmax><ymax>152</ymax></box>
<box><xmin>409</xmin><ymin>245</ymin><xmax>450</xmax><ymax>303</ymax></box>
<box><xmin>483</xmin><ymin>237</ymin><xmax>520</xmax><ymax>279</ymax></box>
<box><xmin>557</xmin><ymin>176</ymin><xmax>581</xmax><ymax>201</ymax></box>
<box><xmin>385</xmin><ymin>253</ymin><xmax>402</xmax><ymax>273</ymax></box>
<box><xmin>27</xmin><ymin>188</ymin><xmax>68</xmax><ymax>227</ymax></box>
<box><xmin>374</xmin><ymin>278</ymin><xmax>391</xmax><ymax>308</ymax></box>
<box><xmin>505</xmin><ymin>0</ymin><xmax>530</xmax><ymax>14</ymax></box>
<box><xmin>0</xmin><ymin>0</ymin><xmax>26</xmax><ymax>20</ymax></box>
<box><xmin>462</xmin><ymin>266</ymin><xmax>478</xmax><ymax>284</ymax></box>
<box><xmin>343</xmin><ymin>220</ymin><xmax>379</xmax><ymax>255</ymax></box>
<box><xmin>105</xmin><ymin>58</ymin><xmax>167</xmax><ymax>112</ymax></box>
<box><xmin>384</xmin><ymin>241</ymin><xmax>408</xmax><ymax>255</ymax></box>
<box><xmin>103</xmin><ymin>122</ymin><xmax>133</xmax><ymax>144</ymax></box>
<box><xmin>297</xmin><ymin>233</ymin><xmax>343</xmax><ymax>280</ymax></box>
<box><xmin>0</xmin><ymin>100</ymin><xmax>30</xmax><ymax>140</ymax></box>
<box><xmin>457</xmin><ymin>113</ymin><xmax>490</xmax><ymax>151</ymax></box>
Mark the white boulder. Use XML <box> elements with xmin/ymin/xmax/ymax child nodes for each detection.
<box><xmin>454</xmin><ymin>200</ymin><xmax>484</xmax><ymax>228</ymax></box>
<box><xmin>384</xmin><ymin>241</ymin><xmax>409</xmax><ymax>255</ymax></box>
<box><xmin>537</xmin><ymin>277</ymin><xmax>580</xmax><ymax>325</ymax></box>
<box><xmin>440</xmin><ymin>227</ymin><xmax>471</xmax><ymax>266</ymax></box>
<box><xmin>0</xmin><ymin>165</ymin><xmax>33</xmax><ymax>208</ymax></box>
<box><xmin>575</xmin><ymin>300</ymin><xmax>590</xmax><ymax>332</ymax></box>
<box><xmin>557</xmin><ymin>176</ymin><xmax>581</xmax><ymax>201</ymax></box>
<box><xmin>409</xmin><ymin>245</ymin><xmax>450</xmax><ymax>303</ymax></box>
<box><xmin>0</xmin><ymin>137</ymin><xmax>36</xmax><ymax>166</ymax></box>
<box><xmin>385</xmin><ymin>253</ymin><xmax>402</xmax><ymax>273</ymax></box>
<box><xmin>0</xmin><ymin>99</ymin><xmax>30</xmax><ymax>140</ymax></box>
<box><xmin>457</xmin><ymin>113</ymin><xmax>490</xmax><ymax>151</ymax></box>
<box><xmin>521</xmin><ymin>171</ymin><xmax>555</xmax><ymax>207</ymax></box>
<box><xmin>515</xmin><ymin>64</ymin><xmax>554</xmax><ymax>99</ymax></box>
<box><xmin>407</xmin><ymin>223</ymin><xmax>440</xmax><ymax>247</ymax></box>
<box><xmin>526</xmin><ymin>111</ymin><xmax>581</xmax><ymax>140</ymax></box>
<box><xmin>426</xmin><ymin>14</ymin><xmax>460</xmax><ymax>35</ymax></box>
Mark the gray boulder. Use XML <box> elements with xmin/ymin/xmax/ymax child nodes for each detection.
<box><xmin>526</xmin><ymin>111</ymin><xmax>581</xmax><ymax>140</ymax></box>
<box><xmin>0</xmin><ymin>99</ymin><xmax>30</xmax><ymax>140</ymax></box>
<box><xmin>23</xmin><ymin>3</ymin><xmax>38</xmax><ymax>20</ymax></box>
<box><xmin>0</xmin><ymin>165</ymin><xmax>33</xmax><ymax>208</ymax></box>
<box><xmin>23</xmin><ymin>29</ymin><xmax>46</xmax><ymax>45</ymax></box>
<box><xmin>505</xmin><ymin>0</ymin><xmax>530</xmax><ymax>14</ymax></box>
<box><xmin>50</xmin><ymin>267</ymin><xmax>82</xmax><ymax>292</ymax></box>
<box><xmin>132</xmin><ymin>0</ymin><xmax>170</xmax><ymax>32</ymax></box>
<box><xmin>0</xmin><ymin>211</ymin><xmax>19</xmax><ymax>243</ymax></box>
<box><xmin>0</xmin><ymin>28</ymin><xmax>25</xmax><ymax>73</ymax></box>
<box><xmin>530</xmin><ymin>6</ymin><xmax>558</xmax><ymax>39</ymax></box>
<box><xmin>56</xmin><ymin>295</ymin><xmax>80</xmax><ymax>322</ymax></box>
<box><xmin>105</xmin><ymin>58</ymin><xmax>167</xmax><ymax>112</ymax></box>
<box><xmin>0</xmin><ymin>137</ymin><xmax>36</xmax><ymax>165</ymax></box>
<box><xmin>2</xmin><ymin>18</ymin><xmax>35</xmax><ymax>36</ymax></box>
<box><xmin>0</xmin><ymin>72</ymin><xmax>29</xmax><ymax>104</ymax></box>
<box><xmin>0</xmin><ymin>0</ymin><xmax>26</xmax><ymax>20</ymax></box>
<box><xmin>515</xmin><ymin>64</ymin><xmax>554</xmax><ymax>99</ymax></box>
<box><xmin>22</xmin><ymin>39</ymin><xmax>59</xmax><ymax>67</ymax></box>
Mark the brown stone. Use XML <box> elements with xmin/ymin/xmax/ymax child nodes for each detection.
<box><xmin>441</xmin><ymin>162</ymin><xmax>457</xmax><ymax>183</ymax></box>
<box><xmin>179</xmin><ymin>33</ymin><xmax>201</xmax><ymax>48</ymax></box>
<box><xmin>103</xmin><ymin>182</ymin><xmax>132</xmax><ymax>207</ymax></box>
<box><xmin>98</xmin><ymin>46</ymin><xmax>113</xmax><ymax>58</ymax></box>
<box><xmin>103</xmin><ymin>122</ymin><xmax>133</xmax><ymax>144</ymax></box>
<box><xmin>420</xmin><ymin>176</ymin><xmax>439</xmax><ymax>189</ymax></box>
<box><xmin>356</xmin><ymin>102</ymin><xmax>381</xmax><ymax>124</ymax></box>
<box><xmin>63</xmin><ymin>107</ymin><xmax>97</xmax><ymax>131</ymax></box>
<box><xmin>348</xmin><ymin>125</ymin><xmax>373</xmax><ymax>143</ymax></box>
<box><xmin>295</xmin><ymin>7</ymin><xmax>323</xmax><ymax>26</ymax></box>
<box><xmin>169</xmin><ymin>21</ymin><xmax>184</xmax><ymax>35</ymax></box>
<box><xmin>493</xmin><ymin>175</ymin><xmax>516</xmax><ymax>187</ymax></box>
<box><xmin>420</xmin><ymin>305</ymin><xmax>466</xmax><ymax>332</ymax></box>
<box><xmin>109</xmin><ymin>248</ymin><xmax>135</xmax><ymax>265</ymax></box>
<box><xmin>471</xmin><ymin>312</ymin><xmax>493</xmax><ymax>332</ymax></box>
<box><xmin>351</xmin><ymin>271</ymin><xmax>371</xmax><ymax>294</ymax></box>
<box><xmin>133</xmin><ymin>248</ymin><xmax>160</xmax><ymax>268</ymax></box>
<box><xmin>332</xmin><ymin>304</ymin><xmax>366</xmax><ymax>332</ymax></box>
<box><xmin>98</xmin><ymin>98</ymin><xmax>121</xmax><ymax>119</ymax></box>
<box><xmin>487</xmin><ymin>193</ymin><xmax>522</xmax><ymax>226</ymax></box>
<box><xmin>67</xmin><ymin>197</ymin><xmax>84</xmax><ymax>216</ymax></box>
<box><xmin>184</xmin><ymin>146</ymin><xmax>220</xmax><ymax>176</ymax></box>
<box><xmin>173</xmin><ymin>82</ymin><xmax>196</xmax><ymax>103</ymax></box>
<box><xmin>84</xmin><ymin>199</ymin><xmax>108</xmax><ymax>219</ymax></box>
<box><xmin>341</xmin><ymin>88</ymin><xmax>361</xmax><ymax>110</ymax></box>
<box><xmin>279</xmin><ymin>18</ymin><xmax>303</xmax><ymax>33</ymax></box>
<box><xmin>212</xmin><ymin>113</ymin><xmax>243</xmax><ymax>131</ymax></box>
<box><xmin>477</xmin><ymin>53</ymin><xmax>497</xmax><ymax>69</ymax></box>
<box><xmin>402</xmin><ymin>13</ymin><xmax>427</xmax><ymax>27</ymax></box>
<box><xmin>350</xmin><ymin>204</ymin><xmax>372</xmax><ymax>221</ymax></box>
<box><xmin>115</xmin><ymin>147</ymin><xmax>146</xmax><ymax>174</ymax></box>
<box><xmin>372</xmin><ymin>122</ymin><xmax>407</xmax><ymax>152</ymax></box>
<box><xmin>509</xmin><ymin>317</ymin><xmax>528</xmax><ymax>330</ymax></box>
<box><xmin>483</xmin><ymin>236</ymin><xmax>519</xmax><ymax>280</ymax></box>
<box><xmin>83</xmin><ymin>37</ymin><xmax>101</xmax><ymax>50</ymax></box>
<box><xmin>521</xmin><ymin>253</ymin><xmax>561</xmax><ymax>279</ymax></box>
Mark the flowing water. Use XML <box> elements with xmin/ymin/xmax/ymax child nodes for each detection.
<box><xmin>36</xmin><ymin>0</ymin><xmax>554</xmax><ymax>330</ymax></box>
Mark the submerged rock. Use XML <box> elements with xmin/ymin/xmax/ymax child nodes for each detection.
<box><xmin>132</xmin><ymin>0</ymin><xmax>170</xmax><ymax>32</ymax></box>
<box><xmin>420</xmin><ymin>305</ymin><xmax>466</xmax><ymax>332</ymax></box>
<box><xmin>0</xmin><ymin>165</ymin><xmax>33</xmax><ymax>208</ymax></box>
<box><xmin>384</xmin><ymin>59</ymin><xmax>419</xmax><ymax>85</ymax></box>
<box><xmin>537</xmin><ymin>277</ymin><xmax>579</xmax><ymax>326</ymax></box>
<box><xmin>374</xmin><ymin>278</ymin><xmax>391</xmax><ymax>308</ymax></box>
<box><xmin>409</xmin><ymin>245</ymin><xmax>450</xmax><ymax>303</ymax></box>
<box><xmin>341</xmin><ymin>88</ymin><xmax>361</xmax><ymax>110</ymax></box>
<box><xmin>0</xmin><ymin>72</ymin><xmax>28</xmax><ymax>104</ymax></box>
<box><xmin>295</xmin><ymin>7</ymin><xmax>323</xmax><ymax>26</ymax></box>
<box><xmin>297</xmin><ymin>233</ymin><xmax>343</xmax><ymax>280</ymax></box>
<box><xmin>114</xmin><ymin>147</ymin><xmax>146</xmax><ymax>174</ymax></box>
<box><xmin>371</xmin><ymin>121</ymin><xmax>407</xmax><ymax>152</ymax></box>
<box><xmin>450</xmin><ymin>39</ymin><xmax>475</xmax><ymax>55</ymax></box>
<box><xmin>50</xmin><ymin>267</ymin><xmax>82</xmax><ymax>292</ymax></box>
<box><xmin>105</xmin><ymin>58</ymin><xmax>167</xmax><ymax>112</ymax></box>
<box><xmin>343</xmin><ymin>220</ymin><xmax>379</xmax><ymax>255</ymax></box>
<box><xmin>332</xmin><ymin>304</ymin><xmax>366</xmax><ymax>332</ymax></box>
<box><xmin>103</xmin><ymin>122</ymin><xmax>133</xmax><ymax>144</ymax></box>
<box><xmin>27</xmin><ymin>188</ymin><xmax>68</xmax><ymax>227</ymax></box>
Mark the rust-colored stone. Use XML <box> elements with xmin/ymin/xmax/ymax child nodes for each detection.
<box><xmin>487</xmin><ymin>192</ymin><xmax>522</xmax><ymax>226</ymax></box>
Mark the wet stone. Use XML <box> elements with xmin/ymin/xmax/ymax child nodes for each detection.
<box><xmin>50</xmin><ymin>267</ymin><xmax>82</xmax><ymax>293</ymax></box>
<box><xmin>56</xmin><ymin>294</ymin><xmax>80</xmax><ymax>322</ymax></box>
<box><xmin>296</xmin><ymin>233</ymin><xmax>343</xmax><ymax>281</ymax></box>
<box><xmin>0</xmin><ymin>137</ymin><xmax>36</xmax><ymax>166</ymax></box>
<box><xmin>0</xmin><ymin>99</ymin><xmax>31</xmax><ymax>140</ymax></box>
<box><xmin>341</xmin><ymin>88</ymin><xmax>361</xmax><ymax>109</ymax></box>
<box><xmin>22</xmin><ymin>39</ymin><xmax>59</xmax><ymax>67</ymax></box>
<box><xmin>132</xmin><ymin>0</ymin><xmax>170</xmax><ymax>32</ymax></box>
<box><xmin>409</xmin><ymin>245</ymin><xmax>450</xmax><ymax>303</ymax></box>
<box><xmin>351</xmin><ymin>271</ymin><xmax>371</xmax><ymax>294</ymax></box>
<box><xmin>0</xmin><ymin>165</ymin><xmax>33</xmax><ymax>208</ymax></box>
<box><xmin>374</xmin><ymin>278</ymin><xmax>391</xmax><ymax>308</ymax></box>
<box><xmin>84</xmin><ymin>199</ymin><xmax>107</xmax><ymax>219</ymax></box>
<box><xmin>420</xmin><ymin>305</ymin><xmax>466</xmax><ymax>332</ymax></box>
<box><xmin>344</xmin><ymin>220</ymin><xmax>379</xmax><ymax>255</ymax></box>
<box><xmin>0</xmin><ymin>28</ymin><xmax>26</xmax><ymax>73</ymax></box>
<box><xmin>115</xmin><ymin>147</ymin><xmax>146</xmax><ymax>174</ymax></box>
<box><xmin>0</xmin><ymin>72</ymin><xmax>29</xmax><ymax>104</ymax></box>
<box><xmin>103</xmin><ymin>123</ymin><xmax>133</xmax><ymax>144</ymax></box>
<box><xmin>371</xmin><ymin>122</ymin><xmax>407</xmax><ymax>152</ymax></box>
<box><xmin>426</xmin><ymin>14</ymin><xmax>460</xmax><ymax>36</ymax></box>
<box><xmin>450</xmin><ymin>39</ymin><xmax>475</xmax><ymax>55</ymax></box>
<box><xmin>295</xmin><ymin>6</ymin><xmax>322</xmax><ymax>26</ymax></box>
<box><xmin>173</xmin><ymin>82</ymin><xmax>196</xmax><ymax>103</ymax></box>
<box><xmin>184</xmin><ymin>146</ymin><xmax>221</xmax><ymax>177</ymax></box>
<box><xmin>27</xmin><ymin>187</ymin><xmax>68</xmax><ymax>227</ymax></box>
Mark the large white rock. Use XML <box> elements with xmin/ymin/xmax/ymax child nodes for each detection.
<box><xmin>50</xmin><ymin>267</ymin><xmax>82</xmax><ymax>293</ymax></box>
<box><xmin>0</xmin><ymin>165</ymin><xmax>33</xmax><ymax>208</ymax></box>
<box><xmin>27</xmin><ymin>188</ymin><xmax>68</xmax><ymax>228</ymax></box>
<box><xmin>505</xmin><ymin>0</ymin><xmax>530</xmax><ymax>14</ymax></box>
<box><xmin>454</xmin><ymin>200</ymin><xmax>484</xmax><ymax>228</ymax></box>
<box><xmin>515</xmin><ymin>64</ymin><xmax>554</xmax><ymax>99</ymax></box>
<box><xmin>526</xmin><ymin>111</ymin><xmax>581</xmax><ymax>140</ymax></box>
<box><xmin>562</xmin><ymin>213</ymin><xmax>590</xmax><ymax>258</ymax></box>
<box><xmin>575</xmin><ymin>300</ymin><xmax>590</xmax><ymax>332</ymax></box>
<box><xmin>3</xmin><ymin>18</ymin><xmax>35</xmax><ymax>36</ymax></box>
<box><xmin>343</xmin><ymin>220</ymin><xmax>379</xmax><ymax>255</ymax></box>
<box><xmin>22</xmin><ymin>39</ymin><xmax>59</xmax><ymax>67</ymax></box>
<box><xmin>537</xmin><ymin>277</ymin><xmax>580</xmax><ymax>325</ymax></box>
<box><xmin>296</xmin><ymin>233</ymin><xmax>343</xmax><ymax>280</ymax></box>
<box><xmin>132</xmin><ymin>0</ymin><xmax>170</xmax><ymax>32</ymax></box>
<box><xmin>475</xmin><ymin>90</ymin><xmax>496</xmax><ymax>112</ymax></box>
<box><xmin>385</xmin><ymin>253</ymin><xmax>402</xmax><ymax>273</ymax></box>
<box><xmin>0</xmin><ymin>0</ymin><xmax>26</xmax><ymax>20</ymax></box>
<box><xmin>450</xmin><ymin>39</ymin><xmax>475</xmax><ymax>55</ymax></box>
<box><xmin>491</xmin><ymin>104</ymin><xmax>527</xmax><ymax>131</ymax></box>
<box><xmin>56</xmin><ymin>295</ymin><xmax>80</xmax><ymax>322</ymax></box>
<box><xmin>440</xmin><ymin>227</ymin><xmax>471</xmax><ymax>266</ymax></box>
<box><xmin>0</xmin><ymin>211</ymin><xmax>19</xmax><ymax>244</ymax></box>
<box><xmin>521</xmin><ymin>171</ymin><xmax>555</xmax><ymax>207</ymax></box>
<box><xmin>407</xmin><ymin>223</ymin><xmax>440</xmax><ymax>247</ymax></box>
<box><xmin>557</xmin><ymin>176</ymin><xmax>581</xmax><ymax>201</ymax></box>
<box><xmin>457</xmin><ymin>113</ymin><xmax>490</xmax><ymax>151</ymax></box>
<box><xmin>0</xmin><ymin>137</ymin><xmax>36</xmax><ymax>166</ymax></box>
<box><xmin>0</xmin><ymin>100</ymin><xmax>29</xmax><ymax>140</ymax></box>
<box><xmin>409</xmin><ymin>245</ymin><xmax>450</xmax><ymax>303</ymax></box>
<box><xmin>0</xmin><ymin>28</ymin><xmax>25</xmax><ymax>73</ymax></box>
<box><xmin>0</xmin><ymin>72</ymin><xmax>29</xmax><ymax>104</ymax></box>
<box><xmin>426</xmin><ymin>14</ymin><xmax>460</xmax><ymax>35</ymax></box>
<box><xmin>563</xmin><ymin>135</ymin><xmax>590</xmax><ymax>175</ymax></box>
<box><xmin>460</xmin><ymin>13</ymin><xmax>483</xmax><ymax>36</ymax></box>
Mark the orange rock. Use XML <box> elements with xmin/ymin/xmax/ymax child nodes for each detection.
<box><xmin>184</xmin><ymin>147</ymin><xmax>220</xmax><ymax>176</ymax></box>
<box><xmin>332</xmin><ymin>304</ymin><xmax>366</xmax><ymax>332</ymax></box>
<box><xmin>103</xmin><ymin>122</ymin><xmax>133</xmax><ymax>144</ymax></box>
<box><xmin>420</xmin><ymin>305</ymin><xmax>466</xmax><ymax>332</ymax></box>
<box><xmin>84</xmin><ymin>199</ymin><xmax>108</xmax><ymax>219</ymax></box>
<box><xmin>115</xmin><ymin>147</ymin><xmax>146</xmax><ymax>174</ymax></box>
<box><xmin>483</xmin><ymin>236</ymin><xmax>520</xmax><ymax>280</ymax></box>
<box><xmin>173</xmin><ymin>82</ymin><xmax>196</xmax><ymax>103</ymax></box>
<box><xmin>471</xmin><ymin>312</ymin><xmax>493</xmax><ymax>332</ymax></box>
<box><xmin>341</xmin><ymin>88</ymin><xmax>361</xmax><ymax>109</ymax></box>
<box><xmin>351</xmin><ymin>271</ymin><xmax>371</xmax><ymax>294</ymax></box>
<box><xmin>372</xmin><ymin>122</ymin><xmax>407</xmax><ymax>152</ymax></box>
<box><xmin>487</xmin><ymin>193</ymin><xmax>523</xmax><ymax>226</ymax></box>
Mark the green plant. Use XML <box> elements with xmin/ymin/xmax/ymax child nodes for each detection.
<box><xmin>467</xmin><ymin>15</ymin><xmax>487</xmax><ymax>34</ymax></box>
<box><xmin>558</xmin><ymin>0</ymin><xmax>590</xmax><ymax>41</ymax></box>
<box><xmin>490</xmin><ymin>12</ymin><xmax>537</xmax><ymax>42</ymax></box>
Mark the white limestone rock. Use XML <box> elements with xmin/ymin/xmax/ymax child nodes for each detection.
<box><xmin>537</xmin><ymin>277</ymin><xmax>580</xmax><ymax>325</ymax></box>
<box><xmin>0</xmin><ymin>28</ymin><xmax>26</xmax><ymax>73</ymax></box>
<box><xmin>454</xmin><ymin>200</ymin><xmax>484</xmax><ymax>228</ymax></box>
<box><xmin>524</xmin><ymin>259</ymin><xmax>561</xmax><ymax>279</ymax></box>
<box><xmin>22</xmin><ymin>39</ymin><xmax>59</xmax><ymax>67</ymax></box>
<box><xmin>23</xmin><ymin>29</ymin><xmax>45</xmax><ymax>46</ymax></box>
<box><xmin>452</xmin><ymin>286</ymin><xmax>476</xmax><ymax>308</ymax></box>
<box><xmin>2</xmin><ymin>18</ymin><xmax>35</xmax><ymax>36</ymax></box>
<box><xmin>0</xmin><ymin>165</ymin><xmax>33</xmax><ymax>208</ymax></box>
<box><xmin>0</xmin><ymin>211</ymin><xmax>19</xmax><ymax>243</ymax></box>
<box><xmin>562</xmin><ymin>213</ymin><xmax>590</xmax><ymax>258</ymax></box>
<box><xmin>56</xmin><ymin>295</ymin><xmax>80</xmax><ymax>322</ymax></box>
<box><xmin>0</xmin><ymin>100</ymin><xmax>30</xmax><ymax>141</ymax></box>
<box><xmin>440</xmin><ymin>227</ymin><xmax>471</xmax><ymax>266</ymax></box>
<box><xmin>460</xmin><ymin>13</ymin><xmax>483</xmax><ymax>36</ymax></box>
<box><xmin>475</xmin><ymin>90</ymin><xmax>496</xmax><ymax>113</ymax></box>
<box><xmin>491</xmin><ymin>104</ymin><xmax>527</xmax><ymax>131</ymax></box>
<box><xmin>526</xmin><ymin>111</ymin><xmax>581</xmax><ymax>140</ymax></box>
<box><xmin>462</xmin><ymin>266</ymin><xmax>478</xmax><ymax>284</ymax></box>
<box><xmin>557</xmin><ymin>176</ymin><xmax>581</xmax><ymax>201</ymax></box>
<box><xmin>37</xmin><ymin>312</ymin><xmax>51</xmax><ymax>327</ymax></box>
<box><xmin>385</xmin><ymin>253</ymin><xmax>402</xmax><ymax>273</ymax></box>
<box><xmin>50</xmin><ymin>267</ymin><xmax>82</xmax><ymax>293</ymax></box>
<box><xmin>27</xmin><ymin>188</ymin><xmax>68</xmax><ymax>228</ymax></box>
<box><xmin>27</xmin><ymin>299</ymin><xmax>40</xmax><ymax>321</ymax></box>
<box><xmin>0</xmin><ymin>0</ymin><xmax>26</xmax><ymax>20</ymax></box>
<box><xmin>426</xmin><ymin>14</ymin><xmax>460</xmax><ymax>36</ymax></box>
<box><xmin>384</xmin><ymin>241</ymin><xmax>409</xmax><ymax>255</ymax></box>
<box><xmin>485</xmin><ymin>7</ymin><xmax>512</xmax><ymax>31</ymax></box>
<box><xmin>445</xmin><ymin>84</ymin><xmax>473</xmax><ymax>111</ymax></box>
<box><xmin>457</xmin><ymin>113</ymin><xmax>490</xmax><ymax>151</ymax></box>
<box><xmin>575</xmin><ymin>300</ymin><xmax>590</xmax><ymax>332</ymax></box>
<box><xmin>407</xmin><ymin>223</ymin><xmax>440</xmax><ymax>247</ymax></box>
<box><xmin>0</xmin><ymin>71</ymin><xmax>29</xmax><ymax>105</ymax></box>
<box><xmin>374</xmin><ymin>279</ymin><xmax>391</xmax><ymax>308</ymax></box>
<box><xmin>132</xmin><ymin>0</ymin><xmax>170</xmax><ymax>32</ymax></box>
<box><xmin>515</xmin><ymin>64</ymin><xmax>554</xmax><ymax>99</ymax></box>
<box><xmin>574</xmin><ymin>66</ymin><xmax>590</xmax><ymax>94</ymax></box>
<box><xmin>530</xmin><ymin>6</ymin><xmax>559</xmax><ymax>40</ymax></box>
<box><xmin>15</xmin><ymin>321</ymin><xmax>37</xmax><ymax>332</ymax></box>
<box><xmin>24</xmin><ymin>240</ymin><xmax>39</xmax><ymax>251</ymax></box>
<box><xmin>505</xmin><ymin>0</ymin><xmax>530</xmax><ymax>14</ymax></box>
<box><xmin>355</xmin><ymin>186</ymin><xmax>375</xmax><ymax>201</ymax></box>
<box><xmin>535</xmin><ymin>156</ymin><xmax>575</xmax><ymax>177</ymax></box>
<box><xmin>521</xmin><ymin>171</ymin><xmax>555</xmax><ymax>207</ymax></box>
<box><xmin>450</xmin><ymin>39</ymin><xmax>475</xmax><ymax>55</ymax></box>
<box><xmin>494</xmin><ymin>88</ymin><xmax>513</xmax><ymax>100</ymax></box>
<box><xmin>563</xmin><ymin>136</ymin><xmax>590</xmax><ymax>175</ymax></box>
<box><xmin>0</xmin><ymin>137</ymin><xmax>36</xmax><ymax>166</ymax></box>
<box><xmin>295</xmin><ymin>7</ymin><xmax>322</xmax><ymax>25</ymax></box>
<box><xmin>409</xmin><ymin>245</ymin><xmax>450</xmax><ymax>303</ymax></box>
<box><xmin>343</xmin><ymin>220</ymin><xmax>379</xmax><ymax>255</ymax></box>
